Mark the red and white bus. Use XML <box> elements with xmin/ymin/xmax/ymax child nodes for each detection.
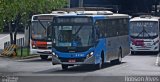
<box><xmin>30</xmin><ymin>11</ymin><xmax>68</xmax><ymax>59</ymax></box>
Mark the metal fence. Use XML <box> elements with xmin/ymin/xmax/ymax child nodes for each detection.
<box><xmin>4</xmin><ymin>38</ymin><xmax>25</xmax><ymax>49</ymax></box>
<box><xmin>3</xmin><ymin>37</ymin><xmax>30</xmax><ymax>57</ymax></box>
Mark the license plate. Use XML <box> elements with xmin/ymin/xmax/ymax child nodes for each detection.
<box><xmin>68</xmin><ymin>59</ymin><xmax>76</xmax><ymax>63</ymax></box>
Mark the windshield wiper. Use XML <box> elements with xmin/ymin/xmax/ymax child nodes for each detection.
<box><xmin>37</xmin><ymin>19</ymin><xmax>53</xmax><ymax>40</ymax></box>
<box><xmin>72</xmin><ymin>26</ymin><xmax>83</xmax><ymax>40</ymax></box>
<box><xmin>47</xmin><ymin>24</ymin><xmax>53</xmax><ymax>38</ymax></box>
<box><xmin>37</xmin><ymin>19</ymin><xmax>47</xmax><ymax>30</ymax></box>
<box><xmin>136</xmin><ymin>26</ymin><xmax>151</xmax><ymax>38</ymax></box>
<box><xmin>75</xmin><ymin>26</ymin><xmax>83</xmax><ymax>36</ymax></box>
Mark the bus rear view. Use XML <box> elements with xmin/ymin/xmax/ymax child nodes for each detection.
<box><xmin>130</xmin><ymin>15</ymin><xmax>160</xmax><ymax>54</ymax></box>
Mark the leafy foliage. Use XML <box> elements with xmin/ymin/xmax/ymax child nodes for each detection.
<box><xmin>0</xmin><ymin>0</ymin><xmax>67</xmax><ymax>32</ymax></box>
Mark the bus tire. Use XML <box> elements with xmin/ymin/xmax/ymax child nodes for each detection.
<box><xmin>62</xmin><ymin>64</ymin><xmax>68</xmax><ymax>70</ymax></box>
<box><xmin>111</xmin><ymin>49</ymin><xmax>122</xmax><ymax>64</ymax></box>
<box><xmin>96</xmin><ymin>52</ymin><xmax>104</xmax><ymax>69</ymax></box>
<box><xmin>117</xmin><ymin>49</ymin><xmax>122</xmax><ymax>64</ymax></box>
<box><xmin>40</xmin><ymin>55</ymin><xmax>48</xmax><ymax>60</ymax></box>
<box><xmin>131</xmin><ymin>51</ymin><xmax>136</xmax><ymax>55</ymax></box>
<box><xmin>96</xmin><ymin>60</ymin><xmax>102</xmax><ymax>70</ymax></box>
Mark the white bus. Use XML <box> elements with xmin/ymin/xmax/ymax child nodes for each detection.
<box><xmin>130</xmin><ymin>15</ymin><xmax>160</xmax><ymax>54</ymax></box>
<box><xmin>30</xmin><ymin>11</ymin><xmax>68</xmax><ymax>59</ymax></box>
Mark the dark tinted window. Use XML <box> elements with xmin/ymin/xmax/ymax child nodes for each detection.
<box><xmin>96</xmin><ymin>18</ymin><xmax>129</xmax><ymax>38</ymax></box>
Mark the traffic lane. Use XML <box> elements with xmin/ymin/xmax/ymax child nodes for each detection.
<box><xmin>14</xmin><ymin>76</ymin><xmax>125</xmax><ymax>82</ymax></box>
<box><xmin>103</xmin><ymin>54</ymin><xmax>160</xmax><ymax>76</ymax></box>
<box><xmin>1</xmin><ymin>54</ymin><xmax>160</xmax><ymax>76</ymax></box>
<box><xmin>0</xmin><ymin>57</ymin><xmax>54</xmax><ymax>73</ymax></box>
<box><xmin>0</xmin><ymin>56</ymin><xmax>127</xmax><ymax>75</ymax></box>
<box><xmin>17</xmin><ymin>57</ymin><xmax>101</xmax><ymax>74</ymax></box>
<box><xmin>35</xmin><ymin>54</ymin><xmax>160</xmax><ymax>76</ymax></box>
<box><xmin>35</xmin><ymin>62</ymin><xmax>127</xmax><ymax>74</ymax></box>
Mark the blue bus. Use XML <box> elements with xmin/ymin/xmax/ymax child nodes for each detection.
<box><xmin>51</xmin><ymin>11</ymin><xmax>130</xmax><ymax>70</ymax></box>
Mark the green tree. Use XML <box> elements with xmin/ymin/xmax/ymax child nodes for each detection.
<box><xmin>0</xmin><ymin>0</ymin><xmax>67</xmax><ymax>56</ymax></box>
<box><xmin>0</xmin><ymin>0</ymin><xmax>67</xmax><ymax>44</ymax></box>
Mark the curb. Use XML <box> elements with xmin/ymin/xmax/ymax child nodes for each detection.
<box><xmin>0</xmin><ymin>54</ymin><xmax>39</xmax><ymax>59</ymax></box>
<box><xmin>17</xmin><ymin>55</ymin><xmax>39</xmax><ymax>59</ymax></box>
<box><xmin>156</xmin><ymin>54</ymin><xmax>160</xmax><ymax>66</ymax></box>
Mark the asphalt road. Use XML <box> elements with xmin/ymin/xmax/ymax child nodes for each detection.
<box><xmin>0</xmin><ymin>54</ymin><xmax>160</xmax><ymax>82</ymax></box>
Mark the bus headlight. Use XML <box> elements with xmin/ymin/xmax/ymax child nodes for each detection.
<box><xmin>32</xmin><ymin>45</ymin><xmax>36</xmax><ymax>48</ymax></box>
<box><xmin>86</xmin><ymin>52</ymin><xmax>93</xmax><ymax>59</ymax></box>
<box><xmin>52</xmin><ymin>52</ymin><xmax>58</xmax><ymax>58</ymax></box>
<box><xmin>154</xmin><ymin>46</ymin><xmax>158</xmax><ymax>50</ymax></box>
<box><xmin>52</xmin><ymin>52</ymin><xmax>55</xmax><ymax>55</ymax></box>
<box><xmin>153</xmin><ymin>40</ymin><xmax>159</xmax><ymax>45</ymax></box>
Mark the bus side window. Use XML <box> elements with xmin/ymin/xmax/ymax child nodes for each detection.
<box><xmin>117</xmin><ymin>18</ymin><xmax>129</xmax><ymax>36</ymax></box>
<box><xmin>96</xmin><ymin>20</ymin><xmax>106</xmax><ymax>38</ymax></box>
<box><xmin>118</xmin><ymin>19</ymin><xmax>123</xmax><ymax>36</ymax></box>
<box><xmin>106</xmin><ymin>19</ymin><xmax>117</xmax><ymax>37</ymax></box>
<box><xmin>95</xmin><ymin>21</ymin><xmax>100</xmax><ymax>38</ymax></box>
<box><xmin>123</xmin><ymin>18</ymin><xmax>129</xmax><ymax>35</ymax></box>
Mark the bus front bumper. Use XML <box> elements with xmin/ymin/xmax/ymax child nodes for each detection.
<box><xmin>130</xmin><ymin>46</ymin><xmax>159</xmax><ymax>52</ymax></box>
<box><xmin>52</xmin><ymin>56</ymin><xmax>95</xmax><ymax>65</ymax></box>
<box><xmin>30</xmin><ymin>49</ymin><xmax>52</xmax><ymax>55</ymax></box>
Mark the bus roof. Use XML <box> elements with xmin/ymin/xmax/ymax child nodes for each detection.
<box><xmin>31</xmin><ymin>13</ymin><xmax>77</xmax><ymax>21</ymax></box>
<box><xmin>54</xmin><ymin>13</ymin><xmax>130</xmax><ymax>19</ymax></box>
<box><xmin>130</xmin><ymin>16</ymin><xmax>160</xmax><ymax>22</ymax></box>
<box><xmin>32</xmin><ymin>13</ymin><xmax>76</xmax><ymax>17</ymax></box>
<box><xmin>104</xmin><ymin>14</ymin><xmax>130</xmax><ymax>19</ymax></box>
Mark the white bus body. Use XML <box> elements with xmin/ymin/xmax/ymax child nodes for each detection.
<box><xmin>130</xmin><ymin>16</ymin><xmax>160</xmax><ymax>54</ymax></box>
<box><xmin>30</xmin><ymin>12</ymin><xmax>71</xmax><ymax>59</ymax></box>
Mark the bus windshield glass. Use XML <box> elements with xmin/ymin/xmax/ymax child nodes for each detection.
<box><xmin>130</xmin><ymin>21</ymin><xmax>158</xmax><ymax>38</ymax></box>
<box><xmin>52</xmin><ymin>17</ymin><xmax>93</xmax><ymax>47</ymax></box>
<box><xmin>31</xmin><ymin>21</ymin><xmax>52</xmax><ymax>41</ymax></box>
<box><xmin>54</xmin><ymin>25</ymin><xmax>93</xmax><ymax>47</ymax></box>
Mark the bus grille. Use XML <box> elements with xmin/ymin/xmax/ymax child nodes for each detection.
<box><xmin>138</xmin><ymin>49</ymin><xmax>151</xmax><ymax>50</ymax></box>
<box><xmin>59</xmin><ymin>58</ymin><xmax>86</xmax><ymax>62</ymax></box>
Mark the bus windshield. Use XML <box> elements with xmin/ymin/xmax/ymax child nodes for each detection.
<box><xmin>31</xmin><ymin>21</ymin><xmax>52</xmax><ymax>41</ymax></box>
<box><xmin>54</xmin><ymin>25</ymin><xmax>93</xmax><ymax>47</ymax></box>
<box><xmin>130</xmin><ymin>21</ymin><xmax>158</xmax><ymax>38</ymax></box>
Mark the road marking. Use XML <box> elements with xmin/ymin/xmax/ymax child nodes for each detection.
<box><xmin>0</xmin><ymin>34</ymin><xmax>9</xmax><ymax>40</ymax></box>
<box><xmin>156</xmin><ymin>53</ymin><xmax>160</xmax><ymax>66</ymax></box>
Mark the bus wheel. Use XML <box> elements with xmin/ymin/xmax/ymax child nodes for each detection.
<box><xmin>131</xmin><ymin>51</ymin><xmax>136</xmax><ymax>55</ymax></box>
<box><xmin>40</xmin><ymin>55</ymin><xmax>48</xmax><ymax>60</ymax></box>
<box><xmin>111</xmin><ymin>49</ymin><xmax>122</xmax><ymax>64</ymax></box>
<box><xmin>96</xmin><ymin>53</ymin><xmax>104</xmax><ymax>69</ymax></box>
<box><xmin>62</xmin><ymin>64</ymin><xmax>68</xmax><ymax>70</ymax></box>
<box><xmin>117</xmin><ymin>49</ymin><xmax>122</xmax><ymax>64</ymax></box>
<box><xmin>96</xmin><ymin>60</ymin><xmax>102</xmax><ymax>70</ymax></box>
